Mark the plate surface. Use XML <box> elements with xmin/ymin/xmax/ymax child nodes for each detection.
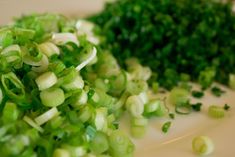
<box><xmin>1</xmin><ymin>1</ymin><xmax>235</xmax><ymax>157</ymax></box>
<box><xmin>123</xmin><ymin>84</ymin><xmax>235</xmax><ymax>157</ymax></box>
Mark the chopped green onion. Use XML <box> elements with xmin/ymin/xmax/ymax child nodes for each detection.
<box><xmin>1</xmin><ymin>72</ymin><xmax>25</xmax><ymax>101</ymax></box>
<box><xmin>62</xmin><ymin>75</ymin><xmax>84</xmax><ymax>91</ymax></box>
<box><xmin>125</xmin><ymin>95</ymin><xmax>144</xmax><ymax>117</ymax></box>
<box><xmin>90</xmin><ymin>131</ymin><xmax>109</xmax><ymax>154</ymax></box>
<box><xmin>126</xmin><ymin>79</ymin><xmax>148</xmax><ymax>95</ymax></box>
<box><xmin>62</xmin><ymin>145</ymin><xmax>86</xmax><ymax>157</ymax></box>
<box><xmin>169</xmin><ymin>87</ymin><xmax>189</xmax><ymax>106</ymax></box>
<box><xmin>0</xmin><ymin>28</ymin><xmax>14</xmax><ymax>48</ymax></box>
<box><xmin>35</xmin><ymin>107</ymin><xmax>59</xmax><ymax>125</ymax></box>
<box><xmin>144</xmin><ymin>100</ymin><xmax>161</xmax><ymax>113</ymax></box>
<box><xmin>130</xmin><ymin>117</ymin><xmax>148</xmax><ymax>138</ymax></box>
<box><xmin>0</xmin><ymin>86</ymin><xmax>3</xmax><ymax>104</ymax></box>
<box><xmin>40</xmin><ymin>88</ymin><xmax>65</xmax><ymax>107</ymax></box>
<box><xmin>109</xmin><ymin>130</ymin><xmax>134</xmax><ymax>157</ymax></box>
<box><xmin>31</xmin><ymin>54</ymin><xmax>49</xmax><ymax>73</ymax></box>
<box><xmin>76</xmin><ymin>47</ymin><xmax>97</xmax><ymax>71</ymax></box>
<box><xmin>130</xmin><ymin>126</ymin><xmax>146</xmax><ymax>138</ymax></box>
<box><xmin>78</xmin><ymin>105</ymin><xmax>92</xmax><ymax>122</ymax></box>
<box><xmin>13</xmin><ymin>27</ymin><xmax>35</xmax><ymax>44</ymax></box>
<box><xmin>198</xmin><ymin>68</ymin><xmax>216</xmax><ymax>89</ymax></box>
<box><xmin>23</xmin><ymin>116</ymin><xmax>44</xmax><ymax>133</ymax></box>
<box><xmin>53</xmin><ymin>148</ymin><xmax>70</xmax><ymax>157</ymax></box>
<box><xmin>52</xmin><ymin>33</ymin><xmax>79</xmax><ymax>46</ymax></box>
<box><xmin>48</xmin><ymin>61</ymin><xmax>66</xmax><ymax>75</ymax></box>
<box><xmin>94</xmin><ymin>108</ymin><xmax>108</xmax><ymax>131</ymax></box>
<box><xmin>192</xmin><ymin>136</ymin><xmax>214</xmax><ymax>156</ymax></box>
<box><xmin>35</xmin><ymin>71</ymin><xmax>58</xmax><ymax>91</ymax></box>
<box><xmin>208</xmin><ymin>105</ymin><xmax>225</xmax><ymax>118</ymax></box>
<box><xmin>71</xmin><ymin>90</ymin><xmax>88</xmax><ymax>107</ymax></box>
<box><xmin>1</xmin><ymin>44</ymin><xmax>22</xmax><ymax>69</ymax></box>
<box><xmin>38</xmin><ymin>42</ymin><xmax>60</xmax><ymax>57</ymax></box>
<box><xmin>175</xmin><ymin>101</ymin><xmax>192</xmax><ymax>115</ymax></box>
<box><xmin>162</xmin><ymin>121</ymin><xmax>171</xmax><ymax>133</ymax></box>
<box><xmin>229</xmin><ymin>74</ymin><xmax>235</xmax><ymax>90</ymax></box>
<box><xmin>2</xmin><ymin>102</ymin><xmax>19</xmax><ymax>123</ymax></box>
<box><xmin>152</xmin><ymin>82</ymin><xmax>159</xmax><ymax>93</ymax></box>
<box><xmin>57</xmin><ymin>66</ymin><xmax>77</xmax><ymax>85</ymax></box>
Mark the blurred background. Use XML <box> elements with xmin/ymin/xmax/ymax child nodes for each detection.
<box><xmin>0</xmin><ymin>0</ymin><xmax>105</xmax><ymax>25</ymax></box>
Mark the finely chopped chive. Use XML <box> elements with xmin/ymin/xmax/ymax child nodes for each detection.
<box><xmin>191</xmin><ymin>90</ymin><xmax>204</xmax><ymax>98</ymax></box>
<box><xmin>91</xmin><ymin>0</ymin><xmax>235</xmax><ymax>90</ymax></box>
<box><xmin>223</xmin><ymin>104</ymin><xmax>230</xmax><ymax>111</ymax></box>
<box><xmin>211</xmin><ymin>86</ymin><xmax>225</xmax><ymax>97</ymax></box>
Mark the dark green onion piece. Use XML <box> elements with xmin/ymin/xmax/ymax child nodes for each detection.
<box><xmin>162</xmin><ymin>121</ymin><xmax>171</xmax><ymax>133</ymax></box>
<box><xmin>211</xmin><ymin>86</ymin><xmax>225</xmax><ymax>97</ymax></box>
<box><xmin>1</xmin><ymin>72</ymin><xmax>26</xmax><ymax>101</ymax></box>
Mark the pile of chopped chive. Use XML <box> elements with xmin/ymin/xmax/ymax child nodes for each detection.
<box><xmin>90</xmin><ymin>0</ymin><xmax>235</xmax><ymax>90</ymax></box>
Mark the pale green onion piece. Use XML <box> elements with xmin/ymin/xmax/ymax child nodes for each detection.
<box><xmin>71</xmin><ymin>90</ymin><xmax>88</xmax><ymax>107</ymax></box>
<box><xmin>78</xmin><ymin>106</ymin><xmax>92</xmax><ymax>122</ymax></box>
<box><xmin>127</xmin><ymin>79</ymin><xmax>148</xmax><ymax>95</ymax></box>
<box><xmin>1</xmin><ymin>44</ymin><xmax>22</xmax><ymax>68</ymax></box>
<box><xmin>94</xmin><ymin>108</ymin><xmax>108</xmax><ymax>131</ymax></box>
<box><xmin>32</xmin><ymin>54</ymin><xmax>49</xmax><ymax>73</ymax></box>
<box><xmin>126</xmin><ymin>95</ymin><xmax>144</xmax><ymax>117</ymax></box>
<box><xmin>76</xmin><ymin>20</ymin><xmax>99</xmax><ymax>45</ymax></box>
<box><xmin>76</xmin><ymin>47</ymin><xmax>97</xmax><ymax>71</ymax></box>
<box><xmin>109</xmin><ymin>130</ymin><xmax>134</xmax><ymax>157</ymax></box>
<box><xmin>192</xmin><ymin>136</ymin><xmax>214</xmax><ymax>156</ymax></box>
<box><xmin>62</xmin><ymin>145</ymin><xmax>86</xmax><ymax>157</ymax></box>
<box><xmin>169</xmin><ymin>87</ymin><xmax>189</xmax><ymax>106</ymax></box>
<box><xmin>208</xmin><ymin>105</ymin><xmax>225</xmax><ymax>118</ymax></box>
<box><xmin>131</xmin><ymin>117</ymin><xmax>148</xmax><ymax>126</ymax></box>
<box><xmin>130</xmin><ymin>125</ymin><xmax>146</xmax><ymax>138</ymax></box>
<box><xmin>40</xmin><ymin>88</ymin><xmax>65</xmax><ymax>107</ymax></box>
<box><xmin>138</xmin><ymin>92</ymin><xmax>148</xmax><ymax>104</ymax></box>
<box><xmin>76</xmin><ymin>19</ymin><xmax>94</xmax><ymax>33</ymax></box>
<box><xmin>62</xmin><ymin>75</ymin><xmax>84</xmax><ymax>91</ymax></box>
<box><xmin>144</xmin><ymin>100</ymin><xmax>160</xmax><ymax>113</ymax></box>
<box><xmin>2</xmin><ymin>102</ymin><xmax>19</xmax><ymax>123</ymax></box>
<box><xmin>35</xmin><ymin>71</ymin><xmax>57</xmax><ymax>91</ymax></box>
<box><xmin>52</xmin><ymin>33</ymin><xmax>79</xmax><ymax>46</ymax></box>
<box><xmin>53</xmin><ymin>148</ymin><xmax>70</xmax><ymax>157</ymax></box>
<box><xmin>229</xmin><ymin>74</ymin><xmax>235</xmax><ymax>90</ymax></box>
<box><xmin>38</xmin><ymin>42</ymin><xmax>60</xmax><ymax>57</ymax></box>
<box><xmin>35</xmin><ymin>107</ymin><xmax>59</xmax><ymax>125</ymax></box>
<box><xmin>23</xmin><ymin>116</ymin><xmax>44</xmax><ymax>133</ymax></box>
<box><xmin>0</xmin><ymin>86</ymin><xmax>3</xmax><ymax>104</ymax></box>
<box><xmin>90</xmin><ymin>131</ymin><xmax>109</xmax><ymax>154</ymax></box>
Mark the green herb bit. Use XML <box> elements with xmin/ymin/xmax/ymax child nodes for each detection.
<box><xmin>191</xmin><ymin>90</ymin><xmax>204</xmax><ymax>98</ymax></box>
<box><xmin>211</xmin><ymin>86</ymin><xmax>225</xmax><ymax>97</ymax></box>
<box><xmin>191</xmin><ymin>103</ymin><xmax>202</xmax><ymax>112</ymax></box>
<box><xmin>162</xmin><ymin>121</ymin><xmax>171</xmax><ymax>133</ymax></box>
<box><xmin>169</xmin><ymin>113</ymin><xmax>175</xmax><ymax>119</ymax></box>
<box><xmin>223</xmin><ymin>104</ymin><xmax>230</xmax><ymax>111</ymax></box>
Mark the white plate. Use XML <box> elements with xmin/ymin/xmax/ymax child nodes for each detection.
<box><xmin>120</xmin><ymin>83</ymin><xmax>235</xmax><ymax>157</ymax></box>
<box><xmin>1</xmin><ymin>1</ymin><xmax>235</xmax><ymax>157</ymax></box>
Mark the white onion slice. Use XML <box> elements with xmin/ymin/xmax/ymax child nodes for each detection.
<box><xmin>35</xmin><ymin>107</ymin><xmax>59</xmax><ymax>126</ymax></box>
<box><xmin>76</xmin><ymin>47</ymin><xmax>97</xmax><ymax>71</ymax></box>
